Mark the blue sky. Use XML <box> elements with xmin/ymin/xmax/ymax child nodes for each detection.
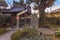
<box><xmin>49</xmin><ymin>0</ymin><xmax>60</xmax><ymax>12</ymax></box>
<box><xmin>54</xmin><ymin>0</ymin><xmax>60</xmax><ymax>6</ymax></box>
<box><xmin>5</xmin><ymin>0</ymin><xmax>27</xmax><ymax>6</ymax></box>
<box><xmin>5</xmin><ymin>0</ymin><xmax>60</xmax><ymax>11</ymax></box>
<box><xmin>5</xmin><ymin>0</ymin><xmax>60</xmax><ymax>6</ymax></box>
<box><xmin>5</xmin><ymin>0</ymin><xmax>20</xmax><ymax>6</ymax></box>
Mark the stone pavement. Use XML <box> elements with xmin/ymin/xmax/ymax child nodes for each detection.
<box><xmin>0</xmin><ymin>31</ymin><xmax>15</xmax><ymax>40</ymax></box>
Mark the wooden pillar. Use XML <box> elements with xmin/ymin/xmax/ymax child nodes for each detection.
<box><xmin>24</xmin><ymin>13</ymin><xmax>27</xmax><ymax>26</ymax></box>
<box><xmin>16</xmin><ymin>15</ymin><xmax>20</xmax><ymax>29</ymax></box>
<box><xmin>11</xmin><ymin>14</ymin><xmax>14</xmax><ymax>28</ymax></box>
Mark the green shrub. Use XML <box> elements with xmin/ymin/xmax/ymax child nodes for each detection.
<box><xmin>46</xmin><ymin>17</ymin><xmax>57</xmax><ymax>25</ymax></box>
<box><xmin>11</xmin><ymin>29</ymin><xmax>25</xmax><ymax>40</ymax></box>
<box><xmin>0</xmin><ymin>15</ymin><xmax>5</xmax><ymax>27</ymax></box>
<box><xmin>56</xmin><ymin>29</ymin><xmax>60</xmax><ymax>36</ymax></box>
<box><xmin>0</xmin><ymin>28</ymin><xmax>8</xmax><ymax>35</ymax></box>
<box><xmin>28</xmin><ymin>28</ymin><xmax>38</xmax><ymax>37</ymax></box>
<box><xmin>11</xmin><ymin>27</ymin><xmax>40</xmax><ymax>40</ymax></box>
<box><xmin>56</xmin><ymin>31</ymin><xmax>60</xmax><ymax>36</ymax></box>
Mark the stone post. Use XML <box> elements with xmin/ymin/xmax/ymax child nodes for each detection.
<box><xmin>30</xmin><ymin>14</ymin><xmax>39</xmax><ymax>28</ymax></box>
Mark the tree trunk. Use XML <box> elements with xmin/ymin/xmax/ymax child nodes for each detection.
<box><xmin>36</xmin><ymin>0</ymin><xmax>47</xmax><ymax>28</ymax></box>
<box><xmin>38</xmin><ymin>4</ymin><xmax>46</xmax><ymax>27</ymax></box>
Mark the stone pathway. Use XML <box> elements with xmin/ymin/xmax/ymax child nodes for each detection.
<box><xmin>0</xmin><ymin>31</ymin><xmax>15</xmax><ymax>40</ymax></box>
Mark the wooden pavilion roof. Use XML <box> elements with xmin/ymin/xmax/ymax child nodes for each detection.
<box><xmin>0</xmin><ymin>7</ymin><xmax>26</xmax><ymax>13</ymax></box>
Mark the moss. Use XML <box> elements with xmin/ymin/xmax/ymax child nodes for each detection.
<box><xmin>11</xmin><ymin>29</ymin><xmax>25</xmax><ymax>40</ymax></box>
<box><xmin>0</xmin><ymin>28</ymin><xmax>8</xmax><ymax>35</ymax></box>
<box><xmin>28</xmin><ymin>28</ymin><xmax>38</xmax><ymax>37</ymax></box>
<box><xmin>11</xmin><ymin>27</ymin><xmax>39</xmax><ymax>40</ymax></box>
<box><xmin>56</xmin><ymin>29</ymin><xmax>60</xmax><ymax>36</ymax></box>
<box><xmin>0</xmin><ymin>15</ymin><xmax>5</xmax><ymax>27</ymax></box>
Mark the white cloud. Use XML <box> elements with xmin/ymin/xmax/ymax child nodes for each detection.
<box><xmin>45</xmin><ymin>5</ymin><xmax>60</xmax><ymax>12</ymax></box>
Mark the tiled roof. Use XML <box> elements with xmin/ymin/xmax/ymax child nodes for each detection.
<box><xmin>1</xmin><ymin>7</ymin><xmax>25</xmax><ymax>13</ymax></box>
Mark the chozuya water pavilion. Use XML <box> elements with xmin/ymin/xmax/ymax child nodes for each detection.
<box><xmin>0</xmin><ymin>6</ymin><xmax>28</xmax><ymax>29</ymax></box>
<box><xmin>0</xmin><ymin>0</ymin><xmax>30</xmax><ymax>29</ymax></box>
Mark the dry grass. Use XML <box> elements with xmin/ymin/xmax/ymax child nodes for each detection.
<box><xmin>46</xmin><ymin>13</ymin><xmax>60</xmax><ymax>18</ymax></box>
